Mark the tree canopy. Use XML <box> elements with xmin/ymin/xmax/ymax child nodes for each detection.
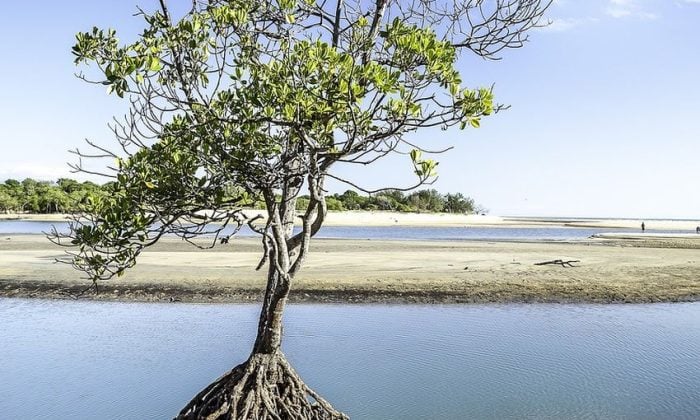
<box><xmin>51</xmin><ymin>1</ymin><xmax>550</xmax><ymax>418</ymax></box>
<box><xmin>58</xmin><ymin>0</ymin><xmax>547</xmax><ymax>281</ymax></box>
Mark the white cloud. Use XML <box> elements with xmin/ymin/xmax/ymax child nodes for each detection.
<box><xmin>547</xmin><ymin>0</ymin><xmax>660</xmax><ymax>31</ymax></box>
<box><xmin>674</xmin><ymin>0</ymin><xmax>700</xmax><ymax>8</ymax></box>
<box><xmin>606</xmin><ymin>7</ymin><xmax>632</xmax><ymax>17</ymax></box>
<box><xmin>538</xmin><ymin>17</ymin><xmax>599</xmax><ymax>32</ymax></box>
<box><xmin>605</xmin><ymin>0</ymin><xmax>658</xmax><ymax>19</ymax></box>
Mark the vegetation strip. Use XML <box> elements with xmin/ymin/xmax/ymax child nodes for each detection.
<box><xmin>0</xmin><ymin>177</ymin><xmax>481</xmax><ymax>214</ymax></box>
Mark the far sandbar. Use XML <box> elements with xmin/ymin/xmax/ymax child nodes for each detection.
<box><xmin>3</xmin><ymin>211</ymin><xmax>700</xmax><ymax>231</ymax></box>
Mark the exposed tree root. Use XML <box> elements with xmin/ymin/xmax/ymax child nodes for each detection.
<box><xmin>176</xmin><ymin>351</ymin><xmax>348</xmax><ymax>420</ymax></box>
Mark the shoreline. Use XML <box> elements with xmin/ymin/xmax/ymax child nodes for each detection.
<box><xmin>3</xmin><ymin>211</ymin><xmax>700</xmax><ymax>230</ymax></box>
<box><xmin>2</xmin><ymin>235</ymin><xmax>699</xmax><ymax>305</ymax></box>
<box><xmin>4</xmin><ymin>282</ymin><xmax>698</xmax><ymax>305</ymax></box>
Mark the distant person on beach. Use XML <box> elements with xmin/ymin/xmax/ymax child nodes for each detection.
<box><xmin>696</xmin><ymin>226</ymin><xmax>700</xmax><ymax>234</ymax></box>
<box><xmin>641</xmin><ymin>222</ymin><xmax>645</xmax><ymax>232</ymax></box>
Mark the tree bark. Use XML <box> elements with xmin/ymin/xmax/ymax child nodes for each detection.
<box><xmin>252</xmin><ymin>258</ymin><xmax>291</xmax><ymax>354</ymax></box>
<box><xmin>250</xmin><ymin>188</ymin><xmax>297</xmax><ymax>354</ymax></box>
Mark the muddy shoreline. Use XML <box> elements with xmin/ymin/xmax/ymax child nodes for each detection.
<box><xmin>2</xmin><ymin>233</ymin><xmax>699</xmax><ymax>305</ymax></box>
<box><xmin>4</xmin><ymin>280</ymin><xmax>699</xmax><ymax>305</ymax></box>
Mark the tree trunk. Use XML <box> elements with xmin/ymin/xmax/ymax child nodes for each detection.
<box><xmin>252</xmin><ymin>258</ymin><xmax>290</xmax><ymax>355</ymax></box>
<box><xmin>176</xmin><ymin>196</ymin><xmax>347</xmax><ymax>419</ymax></box>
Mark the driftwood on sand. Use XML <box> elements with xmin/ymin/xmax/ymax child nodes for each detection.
<box><xmin>534</xmin><ymin>259</ymin><xmax>580</xmax><ymax>267</ymax></box>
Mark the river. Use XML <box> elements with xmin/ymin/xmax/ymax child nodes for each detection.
<box><xmin>1</xmin><ymin>299</ymin><xmax>699</xmax><ymax>419</ymax></box>
<box><xmin>0</xmin><ymin>220</ymin><xmax>675</xmax><ymax>241</ymax></box>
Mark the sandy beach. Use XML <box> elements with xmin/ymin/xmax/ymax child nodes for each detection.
<box><xmin>0</xmin><ymin>211</ymin><xmax>503</xmax><ymax>226</ymax></box>
<box><xmin>3</xmin><ymin>210</ymin><xmax>700</xmax><ymax>230</ymax></box>
<box><xmin>1</xmin><ymin>229</ymin><xmax>699</xmax><ymax>304</ymax></box>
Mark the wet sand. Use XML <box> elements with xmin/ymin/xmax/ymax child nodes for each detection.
<box><xmin>1</xmin><ymin>233</ymin><xmax>699</xmax><ymax>304</ymax></box>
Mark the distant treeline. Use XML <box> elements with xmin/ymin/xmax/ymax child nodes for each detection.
<box><xmin>295</xmin><ymin>189</ymin><xmax>484</xmax><ymax>214</ymax></box>
<box><xmin>0</xmin><ymin>178</ymin><xmax>484</xmax><ymax>215</ymax></box>
<box><xmin>0</xmin><ymin>178</ymin><xmax>105</xmax><ymax>213</ymax></box>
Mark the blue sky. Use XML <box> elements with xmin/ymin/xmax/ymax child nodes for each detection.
<box><xmin>0</xmin><ymin>0</ymin><xmax>698</xmax><ymax>218</ymax></box>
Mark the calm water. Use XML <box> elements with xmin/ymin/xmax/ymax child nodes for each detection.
<box><xmin>1</xmin><ymin>299</ymin><xmax>699</xmax><ymax>419</ymax></box>
<box><xmin>0</xmin><ymin>220</ymin><xmax>670</xmax><ymax>241</ymax></box>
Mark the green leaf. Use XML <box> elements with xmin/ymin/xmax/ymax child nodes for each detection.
<box><xmin>147</xmin><ymin>56</ymin><xmax>162</xmax><ymax>72</ymax></box>
<box><xmin>449</xmin><ymin>83</ymin><xmax>458</xmax><ymax>97</ymax></box>
<box><xmin>410</xmin><ymin>149</ymin><xmax>421</xmax><ymax>162</ymax></box>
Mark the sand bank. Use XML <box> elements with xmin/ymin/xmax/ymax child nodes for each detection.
<box><xmin>0</xmin><ymin>211</ymin><xmax>504</xmax><ymax>227</ymax></box>
<box><xmin>1</xmin><ymin>234</ymin><xmax>699</xmax><ymax>304</ymax></box>
<box><xmin>503</xmin><ymin>216</ymin><xmax>700</xmax><ymax>231</ymax></box>
<box><xmin>3</xmin><ymin>211</ymin><xmax>700</xmax><ymax>231</ymax></box>
<box><xmin>0</xmin><ymin>213</ymin><xmax>70</xmax><ymax>222</ymax></box>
